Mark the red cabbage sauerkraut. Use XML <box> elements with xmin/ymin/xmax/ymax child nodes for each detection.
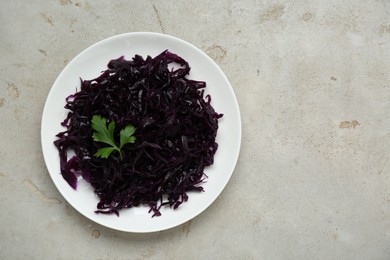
<box><xmin>54</xmin><ymin>50</ymin><xmax>222</xmax><ymax>217</ymax></box>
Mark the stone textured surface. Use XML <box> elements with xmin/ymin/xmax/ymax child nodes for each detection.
<box><xmin>2</xmin><ymin>0</ymin><xmax>390</xmax><ymax>259</ymax></box>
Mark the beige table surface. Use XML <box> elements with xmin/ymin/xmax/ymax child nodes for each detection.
<box><xmin>2</xmin><ymin>0</ymin><xmax>390</xmax><ymax>259</ymax></box>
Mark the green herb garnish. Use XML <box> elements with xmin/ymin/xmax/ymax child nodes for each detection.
<box><xmin>91</xmin><ymin>115</ymin><xmax>136</xmax><ymax>160</ymax></box>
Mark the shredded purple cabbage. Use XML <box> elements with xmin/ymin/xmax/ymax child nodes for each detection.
<box><xmin>54</xmin><ymin>50</ymin><xmax>222</xmax><ymax>217</ymax></box>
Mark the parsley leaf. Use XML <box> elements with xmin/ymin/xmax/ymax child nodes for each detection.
<box><xmin>94</xmin><ymin>147</ymin><xmax>117</xmax><ymax>159</ymax></box>
<box><xmin>120</xmin><ymin>125</ymin><xmax>136</xmax><ymax>149</ymax></box>
<box><xmin>91</xmin><ymin>115</ymin><xmax>136</xmax><ymax>160</ymax></box>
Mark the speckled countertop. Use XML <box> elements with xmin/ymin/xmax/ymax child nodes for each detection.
<box><xmin>2</xmin><ymin>1</ymin><xmax>390</xmax><ymax>259</ymax></box>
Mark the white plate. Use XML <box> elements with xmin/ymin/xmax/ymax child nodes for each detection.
<box><xmin>41</xmin><ymin>32</ymin><xmax>241</xmax><ymax>233</ymax></box>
